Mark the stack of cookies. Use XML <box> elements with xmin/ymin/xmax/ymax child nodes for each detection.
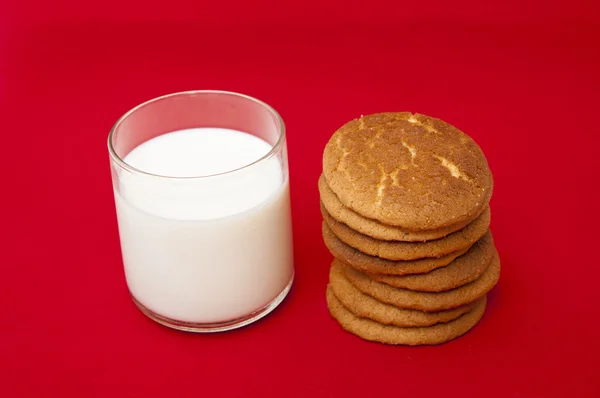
<box><xmin>319</xmin><ymin>112</ymin><xmax>499</xmax><ymax>346</ymax></box>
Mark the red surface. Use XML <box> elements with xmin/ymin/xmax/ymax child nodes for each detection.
<box><xmin>2</xmin><ymin>1</ymin><xmax>600</xmax><ymax>397</ymax></box>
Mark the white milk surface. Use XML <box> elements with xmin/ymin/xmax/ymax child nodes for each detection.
<box><xmin>113</xmin><ymin>128</ymin><xmax>294</xmax><ymax>324</ymax></box>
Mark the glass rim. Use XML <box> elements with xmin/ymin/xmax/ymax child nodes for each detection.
<box><xmin>107</xmin><ymin>90</ymin><xmax>286</xmax><ymax>180</ymax></box>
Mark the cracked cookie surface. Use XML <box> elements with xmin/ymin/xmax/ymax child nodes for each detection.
<box><xmin>322</xmin><ymin>112</ymin><xmax>493</xmax><ymax>230</ymax></box>
<box><xmin>319</xmin><ymin>174</ymin><xmax>482</xmax><ymax>241</ymax></box>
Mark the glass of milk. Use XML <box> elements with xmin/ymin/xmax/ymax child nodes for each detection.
<box><xmin>108</xmin><ymin>91</ymin><xmax>294</xmax><ymax>332</ymax></box>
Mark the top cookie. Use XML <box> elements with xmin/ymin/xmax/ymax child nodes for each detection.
<box><xmin>322</xmin><ymin>112</ymin><xmax>493</xmax><ymax>230</ymax></box>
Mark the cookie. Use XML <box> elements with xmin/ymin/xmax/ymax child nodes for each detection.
<box><xmin>322</xmin><ymin>112</ymin><xmax>493</xmax><ymax>230</ymax></box>
<box><xmin>342</xmin><ymin>250</ymin><xmax>500</xmax><ymax>312</ymax></box>
<box><xmin>327</xmin><ymin>287</ymin><xmax>486</xmax><ymax>345</ymax></box>
<box><xmin>328</xmin><ymin>261</ymin><xmax>478</xmax><ymax>327</ymax></box>
<box><xmin>322</xmin><ymin>204</ymin><xmax>490</xmax><ymax>260</ymax></box>
<box><xmin>368</xmin><ymin>231</ymin><xmax>495</xmax><ymax>292</ymax></box>
<box><xmin>322</xmin><ymin>221</ymin><xmax>470</xmax><ymax>275</ymax></box>
<box><xmin>319</xmin><ymin>174</ymin><xmax>482</xmax><ymax>242</ymax></box>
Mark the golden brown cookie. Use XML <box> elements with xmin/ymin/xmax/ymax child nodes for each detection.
<box><xmin>327</xmin><ymin>287</ymin><xmax>486</xmax><ymax>345</ymax></box>
<box><xmin>342</xmin><ymin>250</ymin><xmax>500</xmax><ymax>312</ymax></box>
<box><xmin>368</xmin><ymin>231</ymin><xmax>495</xmax><ymax>292</ymax></box>
<box><xmin>322</xmin><ymin>221</ymin><xmax>470</xmax><ymax>275</ymax></box>
<box><xmin>318</xmin><ymin>174</ymin><xmax>482</xmax><ymax>242</ymax></box>
<box><xmin>322</xmin><ymin>204</ymin><xmax>490</xmax><ymax>260</ymax></box>
<box><xmin>328</xmin><ymin>261</ymin><xmax>478</xmax><ymax>327</ymax></box>
<box><xmin>322</xmin><ymin>112</ymin><xmax>493</xmax><ymax>230</ymax></box>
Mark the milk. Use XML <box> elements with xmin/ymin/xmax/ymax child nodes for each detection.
<box><xmin>113</xmin><ymin>128</ymin><xmax>294</xmax><ymax>324</ymax></box>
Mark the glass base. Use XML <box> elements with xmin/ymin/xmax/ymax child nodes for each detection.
<box><xmin>131</xmin><ymin>273</ymin><xmax>294</xmax><ymax>333</ymax></box>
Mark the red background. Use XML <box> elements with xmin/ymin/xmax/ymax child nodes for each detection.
<box><xmin>2</xmin><ymin>1</ymin><xmax>599</xmax><ymax>396</ymax></box>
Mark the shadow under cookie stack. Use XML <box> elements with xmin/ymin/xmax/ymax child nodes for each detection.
<box><xmin>320</xmin><ymin>112</ymin><xmax>499</xmax><ymax>346</ymax></box>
